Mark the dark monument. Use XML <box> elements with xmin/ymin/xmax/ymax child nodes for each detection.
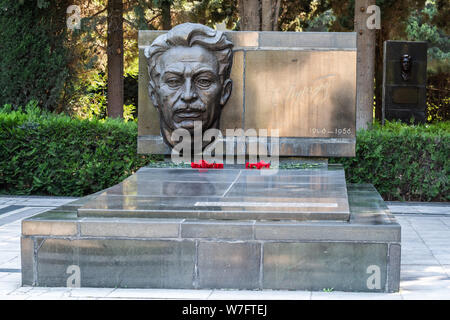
<box><xmin>383</xmin><ymin>40</ymin><xmax>428</xmax><ymax>123</ymax></box>
<box><xmin>400</xmin><ymin>54</ymin><xmax>412</xmax><ymax>81</ymax></box>
<box><xmin>21</xmin><ymin>24</ymin><xmax>401</xmax><ymax>292</ymax></box>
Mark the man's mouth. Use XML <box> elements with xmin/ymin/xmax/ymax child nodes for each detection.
<box><xmin>174</xmin><ymin>106</ymin><xmax>204</xmax><ymax>121</ymax></box>
<box><xmin>176</xmin><ymin>111</ymin><xmax>202</xmax><ymax>119</ymax></box>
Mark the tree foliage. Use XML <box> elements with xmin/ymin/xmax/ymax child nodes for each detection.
<box><xmin>405</xmin><ymin>0</ymin><xmax>449</xmax><ymax>122</ymax></box>
<box><xmin>328</xmin><ymin>0</ymin><xmax>450</xmax><ymax>122</ymax></box>
<box><xmin>406</xmin><ymin>0</ymin><xmax>449</xmax><ymax>73</ymax></box>
<box><xmin>1</xmin><ymin>0</ymin><xmax>447</xmax><ymax>121</ymax></box>
<box><xmin>0</xmin><ymin>0</ymin><xmax>76</xmax><ymax>112</ymax></box>
<box><xmin>277</xmin><ymin>0</ymin><xmax>331</xmax><ymax>31</ymax></box>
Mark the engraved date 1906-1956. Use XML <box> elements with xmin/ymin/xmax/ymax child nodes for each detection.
<box><xmin>310</xmin><ymin>128</ymin><xmax>352</xmax><ymax>135</ymax></box>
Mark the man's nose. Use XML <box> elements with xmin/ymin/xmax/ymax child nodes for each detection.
<box><xmin>181</xmin><ymin>78</ymin><xmax>198</xmax><ymax>103</ymax></box>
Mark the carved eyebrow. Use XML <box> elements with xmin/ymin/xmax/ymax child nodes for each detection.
<box><xmin>162</xmin><ymin>69</ymin><xmax>217</xmax><ymax>81</ymax></box>
<box><xmin>162</xmin><ymin>70</ymin><xmax>183</xmax><ymax>77</ymax></box>
<box><xmin>192</xmin><ymin>69</ymin><xmax>217</xmax><ymax>78</ymax></box>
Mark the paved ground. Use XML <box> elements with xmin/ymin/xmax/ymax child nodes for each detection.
<box><xmin>0</xmin><ymin>196</ymin><xmax>449</xmax><ymax>300</ymax></box>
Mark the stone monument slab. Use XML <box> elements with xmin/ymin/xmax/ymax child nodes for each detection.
<box><xmin>21</xmin><ymin>182</ymin><xmax>400</xmax><ymax>292</ymax></box>
<box><xmin>138</xmin><ymin>29</ymin><xmax>357</xmax><ymax>157</ymax></box>
<box><xmin>21</xmin><ymin>23</ymin><xmax>401</xmax><ymax>293</ymax></box>
<box><xmin>77</xmin><ymin>166</ymin><xmax>351</xmax><ymax>221</ymax></box>
<box><xmin>382</xmin><ymin>40</ymin><xmax>428</xmax><ymax>123</ymax></box>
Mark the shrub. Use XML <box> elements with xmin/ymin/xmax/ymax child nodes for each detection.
<box><xmin>331</xmin><ymin>121</ymin><xmax>450</xmax><ymax>202</ymax></box>
<box><xmin>0</xmin><ymin>106</ymin><xmax>448</xmax><ymax>201</ymax></box>
<box><xmin>0</xmin><ymin>104</ymin><xmax>161</xmax><ymax>196</ymax></box>
<box><xmin>427</xmin><ymin>72</ymin><xmax>449</xmax><ymax>122</ymax></box>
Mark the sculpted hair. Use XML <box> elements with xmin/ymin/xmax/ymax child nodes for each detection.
<box><xmin>144</xmin><ymin>23</ymin><xmax>233</xmax><ymax>100</ymax></box>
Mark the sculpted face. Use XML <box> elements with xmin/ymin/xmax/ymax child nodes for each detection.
<box><xmin>402</xmin><ymin>57</ymin><xmax>411</xmax><ymax>71</ymax></box>
<box><xmin>152</xmin><ymin>45</ymin><xmax>232</xmax><ymax>145</ymax></box>
<box><xmin>145</xmin><ymin>23</ymin><xmax>233</xmax><ymax>150</ymax></box>
<box><xmin>401</xmin><ymin>55</ymin><xmax>412</xmax><ymax>81</ymax></box>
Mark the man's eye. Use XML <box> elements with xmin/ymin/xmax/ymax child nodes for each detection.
<box><xmin>166</xmin><ymin>79</ymin><xmax>181</xmax><ymax>87</ymax></box>
<box><xmin>196</xmin><ymin>78</ymin><xmax>212</xmax><ymax>88</ymax></box>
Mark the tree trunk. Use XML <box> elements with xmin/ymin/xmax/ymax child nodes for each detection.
<box><xmin>261</xmin><ymin>0</ymin><xmax>273</xmax><ymax>31</ymax></box>
<box><xmin>161</xmin><ymin>0</ymin><xmax>172</xmax><ymax>30</ymax></box>
<box><xmin>273</xmin><ymin>0</ymin><xmax>281</xmax><ymax>31</ymax></box>
<box><xmin>354</xmin><ymin>0</ymin><xmax>376</xmax><ymax>130</ymax></box>
<box><xmin>239</xmin><ymin>0</ymin><xmax>260</xmax><ymax>30</ymax></box>
<box><xmin>261</xmin><ymin>0</ymin><xmax>281</xmax><ymax>31</ymax></box>
<box><xmin>107</xmin><ymin>0</ymin><xmax>124</xmax><ymax>118</ymax></box>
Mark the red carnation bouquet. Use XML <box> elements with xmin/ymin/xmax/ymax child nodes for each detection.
<box><xmin>190</xmin><ymin>160</ymin><xmax>270</xmax><ymax>170</ymax></box>
<box><xmin>245</xmin><ymin>160</ymin><xmax>270</xmax><ymax>169</ymax></box>
<box><xmin>191</xmin><ymin>160</ymin><xmax>224</xmax><ymax>169</ymax></box>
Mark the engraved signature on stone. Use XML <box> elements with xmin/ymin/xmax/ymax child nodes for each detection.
<box><xmin>271</xmin><ymin>75</ymin><xmax>336</xmax><ymax>108</ymax></box>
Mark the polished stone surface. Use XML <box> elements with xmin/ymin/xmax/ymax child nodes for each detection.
<box><xmin>36</xmin><ymin>239</ymin><xmax>196</xmax><ymax>288</ymax></box>
<box><xmin>6</xmin><ymin>195</ymin><xmax>449</xmax><ymax>298</ymax></box>
<box><xmin>21</xmin><ymin>180</ymin><xmax>401</xmax><ymax>292</ymax></box>
<box><xmin>137</xmin><ymin>135</ymin><xmax>356</xmax><ymax>157</ymax></box>
<box><xmin>181</xmin><ymin>220</ymin><xmax>254</xmax><ymax>240</ymax></box>
<box><xmin>77</xmin><ymin>167</ymin><xmax>351</xmax><ymax>221</ymax></box>
<box><xmin>80</xmin><ymin>218</ymin><xmax>182</xmax><ymax>238</ymax></box>
<box><xmin>258</xmin><ymin>31</ymin><xmax>356</xmax><ymax>48</ymax></box>
<box><xmin>20</xmin><ymin>237</ymin><xmax>34</xmax><ymax>286</ymax></box>
<box><xmin>263</xmin><ymin>242</ymin><xmax>388</xmax><ymax>291</ymax></box>
<box><xmin>138</xmin><ymin>30</ymin><xmax>356</xmax><ymax>49</ymax></box>
<box><xmin>197</xmin><ymin>242</ymin><xmax>261</xmax><ymax>289</ymax></box>
<box><xmin>244</xmin><ymin>50</ymin><xmax>356</xmax><ymax>138</ymax></box>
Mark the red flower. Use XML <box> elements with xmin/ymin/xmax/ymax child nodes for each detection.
<box><xmin>245</xmin><ymin>160</ymin><xmax>270</xmax><ymax>169</ymax></box>
<box><xmin>191</xmin><ymin>160</ymin><xmax>223</xmax><ymax>169</ymax></box>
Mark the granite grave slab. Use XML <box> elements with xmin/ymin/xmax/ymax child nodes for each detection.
<box><xmin>77</xmin><ymin>167</ymin><xmax>351</xmax><ymax>221</ymax></box>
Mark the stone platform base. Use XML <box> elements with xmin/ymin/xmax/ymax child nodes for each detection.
<box><xmin>21</xmin><ymin>169</ymin><xmax>400</xmax><ymax>292</ymax></box>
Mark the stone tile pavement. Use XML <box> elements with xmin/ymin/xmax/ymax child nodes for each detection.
<box><xmin>0</xmin><ymin>196</ymin><xmax>449</xmax><ymax>300</ymax></box>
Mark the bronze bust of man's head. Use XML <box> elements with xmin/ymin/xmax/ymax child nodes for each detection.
<box><xmin>401</xmin><ymin>54</ymin><xmax>412</xmax><ymax>81</ymax></box>
<box><xmin>144</xmin><ymin>23</ymin><xmax>234</xmax><ymax>149</ymax></box>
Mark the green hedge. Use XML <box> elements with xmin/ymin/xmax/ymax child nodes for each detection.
<box><xmin>0</xmin><ymin>105</ymin><xmax>160</xmax><ymax>196</ymax></box>
<box><xmin>330</xmin><ymin>121</ymin><xmax>449</xmax><ymax>202</ymax></box>
<box><xmin>1</xmin><ymin>106</ymin><xmax>449</xmax><ymax>201</ymax></box>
